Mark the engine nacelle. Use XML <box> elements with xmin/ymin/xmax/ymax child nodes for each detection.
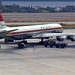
<box><xmin>67</xmin><ymin>36</ymin><xmax>75</xmax><ymax>42</ymax></box>
<box><xmin>71</xmin><ymin>37</ymin><xmax>75</xmax><ymax>41</ymax></box>
<box><xmin>5</xmin><ymin>39</ymin><xmax>14</xmax><ymax>43</ymax></box>
<box><xmin>57</xmin><ymin>36</ymin><xmax>66</xmax><ymax>41</ymax></box>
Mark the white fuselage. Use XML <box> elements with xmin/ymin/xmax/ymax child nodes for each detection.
<box><xmin>6</xmin><ymin>23</ymin><xmax>63</xmax><ymax>35</ymax></box>
<box><xmin>0</xmin><ymin>12</ymin><xmax>63</xmax><ymax>40</ymax></box>
<box><xmin>0</xmin><ymin>23</ymin><xmax>63</xmax><ymax>40</ymax></box>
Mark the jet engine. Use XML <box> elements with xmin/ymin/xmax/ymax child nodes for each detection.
<box><xmin>57</xmin><ymin>36</ymin><xmax>66</xmax><ymax>41</ymax></box>
<box><xmin>67</xmin><ymin>36</ymin><xmax>75</xmax><ymax>42</ymax></box>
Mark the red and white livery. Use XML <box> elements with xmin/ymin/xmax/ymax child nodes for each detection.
<box><xmin>0</xmin><ymin>12</ymin><xmax>75</xmax><ymax>48</ymax></box>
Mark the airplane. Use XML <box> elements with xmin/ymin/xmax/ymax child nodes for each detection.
<box><xmin>0</xmin><ymin>11</ymin><xmax>75</xmax><ymax>49</ymax></box>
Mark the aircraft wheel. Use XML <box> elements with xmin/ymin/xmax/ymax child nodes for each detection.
<box><xmin>56</xmin><ymin>43</ymin><xmax>60</xmax><ymax>48</ymax></box>
<box><xmin>18</xmin><ymin>43</ymin><xmax>24</xmax><ymax>49</ymax></box>
<box><xmin>44</xmin><ymin>41</ymin><xmax>48</xmax><ymax>47</ymax></box>
<box><xmin>50</xmin><ymin>41</ymin><xmax>56</xmax><ymax>48</ymax></box>
<box><xmin>50</xmin><ymin>44</ymin><xmax>54</xmax><ymax>48</ymax></box>
<box><xmin>39</xmin><ymin>41</ymin><xmax>44</xmax><ymax>45</ymax></box>
<box><xmin>60</xmin><ymin>43</ymin><xmax>67</xmax><ymax>48</ymax></box>
<box><xmin>44</xmin><ymin>43</ymin><xmax>48</xmax><ymax>47</ymax></box>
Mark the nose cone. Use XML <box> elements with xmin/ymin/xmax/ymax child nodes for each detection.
<box><xmin>54</xmin><ymin>23</ymin><xmax>63</xmax><ymax>33</ymax></box>
<box><xmin>59</xmin><ymin>24</ymin><xmax>63</xmax><ymax>33</ymax></box>
<box><xmin>60</xmin><ymin>28</ymin><xmax>63</xmax><ymax>33</ymax></box>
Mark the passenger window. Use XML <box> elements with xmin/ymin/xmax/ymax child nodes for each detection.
<box><xmin>41</xmin><ymin>27</ymin><xmax>44</xmax><ymax>29</ymax></box>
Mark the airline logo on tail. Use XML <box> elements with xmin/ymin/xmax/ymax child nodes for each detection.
<box><xmin>0</xmin><ymin>11</ymin><xmax>4</xmax><ymax>21</ymax></box>
<box><xmin>0</xmin><ymin>11</ymin><xmax>7</xmax><ymax>29</ymax></box>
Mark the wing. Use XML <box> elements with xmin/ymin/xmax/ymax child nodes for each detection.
<box><xmin>33</xmin><ymin>33</ymin><xmax>75</xmax><ymax>41</ymax></box>
<box><xmin>34</xmin><ymin>33</ymin><xmax>75</xmax><ymax>37</ymax></box>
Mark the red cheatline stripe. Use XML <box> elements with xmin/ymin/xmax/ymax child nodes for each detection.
<box><xmin>0</xmin><ymin>11</ymin><xmax>4</xmax><ymax>21</ymax></box>
<box><xmin>7</xmin><ymin>27</ymin><xmax>62</xmax><ymax>35</ymax></box>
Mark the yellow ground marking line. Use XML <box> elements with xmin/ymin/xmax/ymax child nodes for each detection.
<box><xmin>25</xmin><ymin>58</ymin><xmax>59</xmax><ymax>75</ymax></box>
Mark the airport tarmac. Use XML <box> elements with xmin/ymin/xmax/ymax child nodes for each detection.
<box><xmin>6</xmin><ymin>21</ymin><xmax>75</xmax><ymax>26</ymax></box>
<box><xmin>0</xmin><ymin>29</ymin><xmax>75</xmax><ymax>75</ymax></box>
<box><xmin>3</xmin><ymin>13</ymin><xmax>75</xmax><ymax>18</ymax></box>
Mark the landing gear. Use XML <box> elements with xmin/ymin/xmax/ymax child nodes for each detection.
<box><xmin>39</xmin><ymin>38</ymin><xmax>44</xmax><ymax>45</ymax></box>
<box><xmin>49</xmin><ymin>41</ymin><xmax>56</xmax><ymax>48</ymax></box>
<box><xmin>44</xmin><ymin>40</ymin><xmax>67</xmax><ymax>48</ymax></box>
<box><xmin>18</xmin><ymin>39</ymin><xmax>27</xmax><ymax>49</ymax></box>
<box><xmin>44</xmin><ymin>40</ymin><xmax>56</xmax><ymax>48</ymax></box>
<box><xmin>18</xmin><ymin>42</ymin><xmax>24</xmax><ymax>49</ymax></box>
<box><xmin>55</xmin><ymin>42</ymin><xmax>67</xmax><ymax>48</ymax></box>
<box><xmin>60</xmin><ymin>43</ymin><xmax>67</xmax><ymax>48</ymax></box>
<box><xmin>56</xmin><ymin>43</ymin><xmax>60</xmax><ymax>48</ymax></box>
<box><xmin>44</xmin><ymin>41</ymin><xmax>48</xmax><ymax>47</ymax></box>
<box><xmin>39</xmin><ymin>41</ymin><xmax>44</xmax><ymax>45</ymax></box>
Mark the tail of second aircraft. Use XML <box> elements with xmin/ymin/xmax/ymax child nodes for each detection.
<box><xmin>0</xmin><ymin>11</ymin><xmax>8</xmax><ymax>29</ymax></box>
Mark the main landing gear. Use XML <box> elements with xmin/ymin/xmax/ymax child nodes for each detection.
<box><xmin>39</xmin><ymin>37</ymin><xmax>67</xmax><ymax>48</ymax></box>
<box><xmin>44</xmin><ymin>40</ymin><xmax>67</xmax><ymax>48</ymax></box>
<box><xmin>18</xmin><ymin>40</ymin><xmax>27</xmax><ymax>49</ymax></box>
<box><xmin>18</xmin><ymin>42</ymin><xmax>24</xmax><ymax>49</ymax></box>
<box><xmin>55</xmin><ymin>42</ymin><xmax>67</xmax><ymax>48</ymax></box>
<box><xmin>39</xmin><ymin>38</ymin><xmax>45</xmax><ymax>45</ymax></box>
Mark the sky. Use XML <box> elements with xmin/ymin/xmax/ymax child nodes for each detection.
<box><xmin>1</xmin><ymin>0</ymin><xmax>75</xmax><ymax>1</ymax></box>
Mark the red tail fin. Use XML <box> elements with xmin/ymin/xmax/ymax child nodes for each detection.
<box><xmin>0</xmin><ymin>11</ymin><xmax>4</xmax><ymax>21</ymax></box>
